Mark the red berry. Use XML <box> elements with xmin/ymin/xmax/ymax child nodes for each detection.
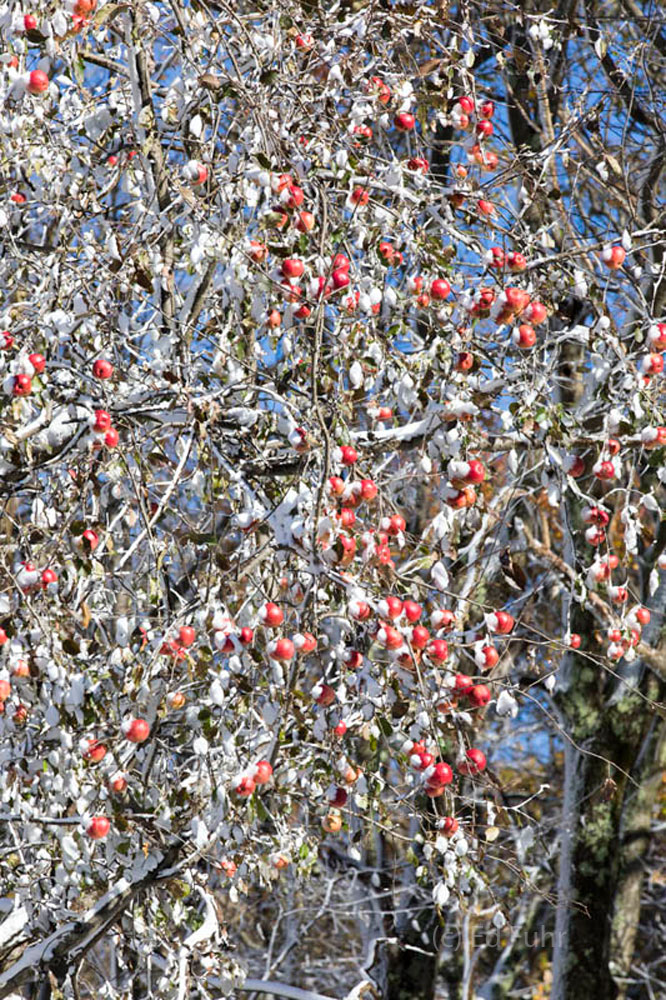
<box><xmin>93</xmin><ymin>409</ymin><xmax>111</xmax><ymax>431</ymax></box>
<box><xmin>27</xmin><ymin>352</ymin><xmax>45</xmax><ymax>373</ymax></box>
<box><xmin>394</xmin><ymin>112</ymin><xmax>416</xmax><ymax>131</ymax></box>
<box><xmin>83</xmin><ymin>739</ymin><xmax>106</xmax><ymax>763</ymax></box>
<box><xmin>12</xmin><ymin>373</ymin><xmax>31</xmax><ymax>396</ymax></box>
<box><xmin>235</xmin><ymin>776</ymin><xmax>255</xmax><ymax>797</ymax></box>
<box><xmin>178</xmin><ymin>626</ymin><xmax>196</xmax><ymax>646</ymax></box>
<box><xmin>328</xmin><ymin>786</ymin><xmax>346</xmax><ymax>808</ymax></box>
<box><xmin>403</xmin><ymin>600</ymin><xmax>422</xmax><ymax>623</ymax></box>
<box><xmin>261</xmin><ymin>602</ymin><xmax>284</xmax><ymax>627</ymax></box>
<box><xmin>427</xmin><ymin>639</ymin><xmax>449</xmax><ymax>664</ymax></box>
<box><xmin>410</xmin><ymin>625</ymin><xmax>430</xmax><ymax>649</ymax></box>
<box><xmin>81</xmin><ymin>528</ymin><xmax>99</xmax><ymax>551</ymax></box>
<box><xmin>123</xmin><ymin>717</ymin><xmax>150</xmax><ymax>743</ymax></box>
<box><xmin>315</xmin><ymin>683</ymin><xmax>336</xmax><ymax>706</ymax></box>
<box><xmin>254</xmin><ymin>760</ymin><xmax>273</xmax><ymax>784</ymax></box>
<box><xmin>469</xmin><ymin>684</ymin><xmax>491</xmax><ymax>707</ymax></box>
<box><xmin>282</xmin><ymin>258</ymin><xmax>304</xmax><ymax>279</ymax></box>
<box><xmin>387</xmin><ymin>514</ymin><xmax>406</xmax><ymax>535</ymax></box>
<box><xmin>86</xmin><ymin>816</ymin><xmax>110</xmax><ymax>840</ymax></box>
<box><xmin>426</xmin><ymin>761</ymin><xmax>453</xmax><ymax>788</ymax></box>
<box><xmin>458</xmin><ymin>748</ymin><xmax>487</xmax><ymax>775</ymax></box>
<box><xmin>270</xmin><ymin>638</ymin><xmax>295</xmax><ymax>661</ymax></box>
<box><xmin>454</xmin><ymin>674</ymin><xmax>473</xmax><ymax>696</ymax></box>
<box><xmin>27</xmin><ymin>69</ymin><xmax>49</xmax><ymax>95</ymax></box>
<box><xmin>601</xmin><ymin>245</ymin><xmax>626</xmax><ymax>269</ymax></box>
<box><xmin>92</xmin><ymin>359</ymin><xmax>114</xmax><ymax>379</ymax></box>
<box><xmin>350</xmin><ymin>187</ymin><xmax>370</xmax><ymax>206</ymax></box>
<box><xmin>431</xmin><ymin>278</ymin><xmax>451</xmax><ymax>300</ymax></box>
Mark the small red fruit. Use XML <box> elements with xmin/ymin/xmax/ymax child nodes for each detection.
<box><xmin>282</xmin><ymin>258</ymin><xmax>304</xmax><ymax>279</ymax></box>
<box><xmin>254</xmin><ymin>760</ymin><xmax>273</xmax><ymax>784</ymax></box>
<box><xmin>123</xmin><ymin>718</ymin><xmax>150</xmax><ymax>743</ymax></box>
<box><xmin>410</xmin><ymin>625</ymin><xmax>430</xmax><ymax>649</ymax></box>
<box><xmin>403</xmin><ymin>600</ymin><xmax>422</xmax><ymax>623</ymax></box>
<box><xmin>83</xmin><ymin>739</ymin><xmax>106</xmax><ymax>763</ymax></box>
<box><xmin>92</xmin><ymin>359</ymin><xmax>113</xmax><ymax>379</ymax></box>
<box><xmin>93</xmin><ymin>409</ymin><xmax>111</xmax><ymax>432</ymax></box>
<box><xmin>601</xmin><ymin>245</ymin><xmax>626</xmax><ymax>269</ymax></box>
<box><xmin>458</xmin><ymin>748</ymin><xmax>487</xmax><ymax>775</ymax></box>
<box><xmin>235</xmin><ymin>776</ymin><xmax>255</xmax><ymax>797</ymax></box>
<box><xmin>261</xmin><ymin>602</ymin><xmax>284</xmax><ymax>627</ymax></box>
<box><xmin>86</xmin><ymin>816</ymin><xmax>110</xmax><ymax>839</ymax></box>
<box><xmin>469</xmin><ymin>684</ymin><xmax>491</xmax><ymax>707</ymax></box>
<box><xmin>12</xmin><ymin>374</ymin><xmax>31</xmax><ymax>396</ymax></box>
<box><xmin>513</xmin><ymin>324</ymin><xmax>536</xmax><ymax>349</ymax></box>
<box><xmin>315</xmin><ymin>683</ymin><xmax>336</xmax><ymax>706</ymax></box>
<box><xmin>27</xmin><ymin>69</ymin><xmax>49</xmax><ymax>95</ymax></box>
<box><xmin>81</xmin><ymin>528</ymin><xmax>99</xmax><ymax>551</ymax></box>
<box><xmin>109</xmin><ymin>773</ymin><xmax>128</xmax><ymax>794</ymax></box>
<box><xmin>350</xmin><ymin>186</ymin><xmax>370</xmax><ymax>206</ymax></box>
<box><xmin>178</xmin><ymin>625</ymin><xmax>196</xmax><ymax>646</ymax></box>
<box><xmin>431</xmin><ymin>278</ymin><xmax>451</xmax><ymax>300</ymax></box>
<box><xmin>426</xmin><ymin>761</ymin><xmax>453</xmax><ymax>788</ymax></box>
<box><xmin>454</xmin><ymin>674</ymin><xmax>474</xmax><ymax>696</ymax></box>
<box><xmin>295</xmin><ymin>210</ymin><xmax>315</xmax><ymax>233</ymax></box>
<box><xmin>394</xmin><ymin>112</ymin><xmax>416</xmax><ymax>131</ymax></box>
<box><xmin>427</xmin><ymin>639</ymin><xmax>449</xmax><ymax>664</ymax></box>
<box><xmin>270</xmin><ymin>638</ymin><xmax>295</xmax><ymax>661</ymax></box>
<box><xmin>387</xmin><ymin>514</ymin><xmax>406</xmax><ymax>535</ymax></box>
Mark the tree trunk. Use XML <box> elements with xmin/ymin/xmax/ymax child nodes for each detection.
<box><xmin>609</xmin><ymin>711</ymin><xmax>666</xmax><ymax>998</ymax></box>
<box><xmin>551</xmin><ymin>599</ymin><xmax>666</xmax><ymax>1000</ymax></box>
<box><xmin>370</xmin><ymin>916</ymin><xmax>440</xmax><ymax>1000</ymax></box>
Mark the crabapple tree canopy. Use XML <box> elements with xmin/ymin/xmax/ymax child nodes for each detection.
<box><xmin>1</xmin><ymin>1</ymin><xmax>666</xmax><ymax>999</ymax></box>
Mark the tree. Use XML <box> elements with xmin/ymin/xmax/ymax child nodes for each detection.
<box><xmin>0</xmin><ymin>1</ymin><xmax>665</xmax><ymax>999</ymax></box>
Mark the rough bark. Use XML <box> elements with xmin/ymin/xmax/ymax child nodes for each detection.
<box><xmin>550</xmin><ymin>599</ymin><xmax>666</xmax><ymax>1000</ymax></box>
<box><xmin>609</xmin><ymin>713</ymin><xmax>666</xmax><ymax>997</ymax></box>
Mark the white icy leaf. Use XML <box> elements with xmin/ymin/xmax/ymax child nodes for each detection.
<box><xmin>433</xmin><ymin>881</ymin><xmax>450</xmax><ymax>906</ymax></box>
<box><xmin>431</xmin><ymin>560</ymin><xmax>449</xmax><ymax>591</ymax></box>
<box><xmin>496</xmin><ymin>690</ymin><xmax>518</xmax><ymax>717</ymax></box>
<box><xmin>349</xmin><ymin>361</ymin><xmax>363</xmax><ymax>389</ymax></box>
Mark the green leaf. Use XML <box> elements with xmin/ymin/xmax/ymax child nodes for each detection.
<box><xmin>378</xmin><ymin>716</ymin><xmax>393</xmax><ymax>737</ymax></box>
<box><xmin>74</xmin><ymin>56</ymin><xmax>85</xmax><ymax>88</ymax></box>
